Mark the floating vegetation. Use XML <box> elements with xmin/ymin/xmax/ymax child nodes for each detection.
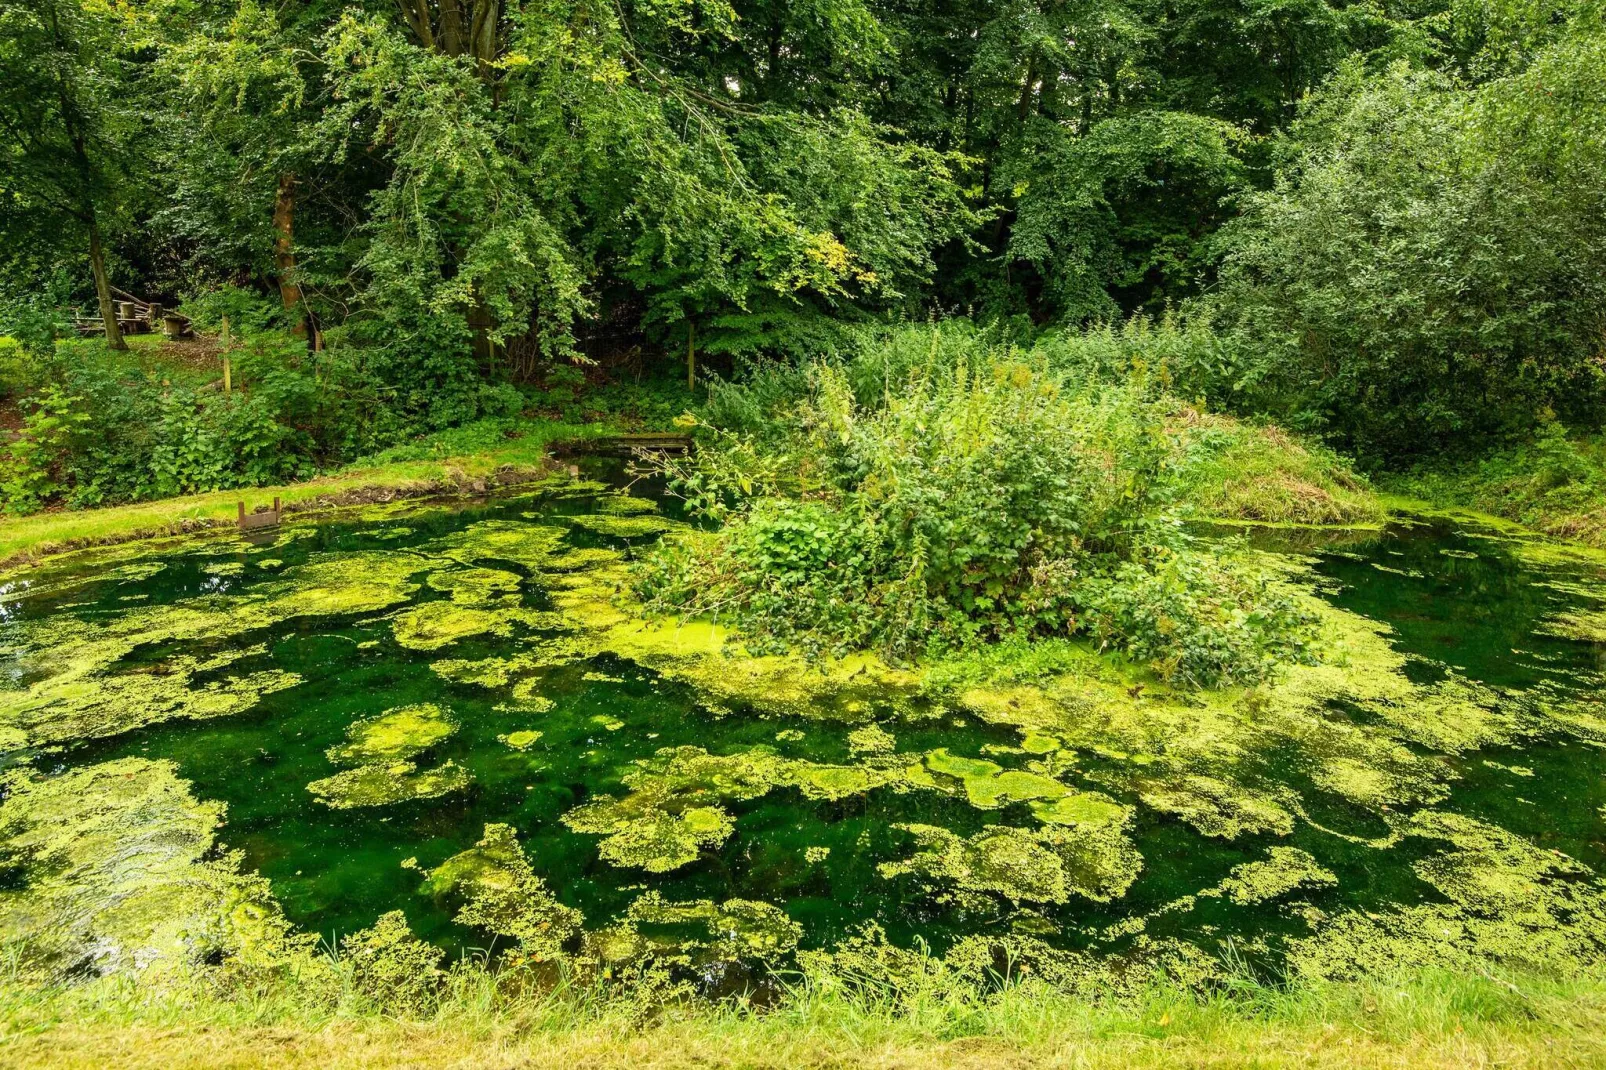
<box><xmin>499</xmin><ymin>729</ymin><xmax>542</xmax><ymax>750</ymax></box>
<box><xmin>568</xmin><ymin>514</ymin><xmax>677</xmax><ymax>540</ymax></box>
<box><xmin>879</xmin><ymin>820</ymin><xmax>1141</xmax><ymax>904</ymax></box>
<box><xmin>326</xmin><ymin>704</ymin><xmax>457</xmax><ymax>765</ymax></box>
<box><xmin>425</xmin><ymin>566</ymin><xmax>524</xmax><ymax>606</ymax></box>
<box><xmin>6</xmin><ymin>491</ymin><xmax>1606</xmax><ymax>1004</ymax></box>
<box><xmin>0</xmin><ymin>759</ymin><xmax>300</xmax><ymax>980</ymax></box>
<box><xmin>308</xmin><ymin>760</ymin><xmax>473</xmax><ymax>809</ymax></box>
<box><xmin>1206</xmin><ymin>847</ymin><xmax>1337</xmax><ymax>906</ymax></box>
<box><xmin>585</xmin><ymin>893</ymin><xmax>801</xmax><ymax>972</ymax></box>
<box><xmin>393</xmin><ymin>600</ymin><xmax>533</xmax><ymax>651</ymax></box>
<box><xmin>423</xmin><ymin>824</ymin><xmax>580</xmax><ymax>961</ymax></box>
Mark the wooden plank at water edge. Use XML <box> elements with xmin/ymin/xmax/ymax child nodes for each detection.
<box><xmin>238</xmin><ymin>497</ymin><xmax>282</xmax><ymax>531</ymax></box>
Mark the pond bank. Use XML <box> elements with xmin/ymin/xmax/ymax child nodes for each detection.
<box><xmin>4</xmin><ymin>967</ymin><xmax>1603</xmax><ymax>1070</ymax></box>
<box><xmin>0</xmin><ymin>418</ymin><xmax>618</xmax><ymax>569</ymax></box>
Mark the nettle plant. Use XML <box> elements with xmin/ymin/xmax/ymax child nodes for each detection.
<box><xmin>637</xmin><ymin>329</ymin><xmax>1318</xmax><ymax>686</ymax></box>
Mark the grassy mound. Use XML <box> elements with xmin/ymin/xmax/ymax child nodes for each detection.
<box><xmin>638</xmin><ymin>324</ymin><xmax>1371</xmax><ymax>682</ymax></box>
<box><xmin>1169</xmin><ymin>410</ymin><xmax>1384</xmax><ymax>527</ymax></box>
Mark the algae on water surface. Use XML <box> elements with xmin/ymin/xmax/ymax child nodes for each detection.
<box><xmin>3</xmin><ymin>490</ymin><xmax>1606</xmax><ymax>1000</ymax></box>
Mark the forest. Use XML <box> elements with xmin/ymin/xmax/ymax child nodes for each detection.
<box><xmin>2</xmin><ymin>0</ymin><xmax>1606</xmax><ymax>1067</ymax></box>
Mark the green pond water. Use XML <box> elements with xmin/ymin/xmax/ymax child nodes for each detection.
<box><xmin>6</xmin><ymin>478</ymin><xmax>1606</xmax><ymax>989</ymax></box>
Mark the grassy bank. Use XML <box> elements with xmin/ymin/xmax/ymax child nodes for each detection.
<box><xmin>1387</xmin><ymin>431</ymin><xmax>1606</xmax><ymax>548</ymax></box>
<box><xmin>4</xmin><ymin>965</ymin><xmax>1603</xmax><ymax>1070</ymax></box>
<box><xmin>0</xmin><ymin>416</ymin><xmax>616</xmax><ymax>568</ymax></box>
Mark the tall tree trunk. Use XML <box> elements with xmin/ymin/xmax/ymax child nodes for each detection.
<box><xmin>439</xmin><ymin>0</ymin><xmax>465</xmax><ymax>55</ymax></box>
<box><xmin>87</xmin><ymin>216</ymin><xmax>125</xmax><ymax>351</ymax></box>
<box><xmin>397</xmin><ymin>0</ymin><xmax>435</xmax><ymax>48</ymax></box>
<box><xmin>469</xmin><ymin>0</ymin><xmax>499</xmax><ymax>78</ymax></box>
<box><xmin>273</xmin><ymin>172</ymin><xmax>307</xmax><ymax>337</ymax></box>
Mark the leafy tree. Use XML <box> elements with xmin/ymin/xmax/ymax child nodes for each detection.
<box><xmin>0</xmin><ymin>0</ymin><xmax>153</xmax><ymax>349</ymax></box>
<box><xmin>1209</xmin><ymin>42</ymin><xmax>1606</xmax><ymax>458</ymax></box>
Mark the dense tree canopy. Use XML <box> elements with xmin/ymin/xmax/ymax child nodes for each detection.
<box><xmin>1</xmin><ymin>0</ymin><xmax>1602</xmax><ymax>463</ymax></box>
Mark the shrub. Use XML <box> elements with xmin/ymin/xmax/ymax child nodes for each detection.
<box><xmin>638</xmin><ymin>325</ymin><xmax>1320</xmax><ymax>685</ymax></box>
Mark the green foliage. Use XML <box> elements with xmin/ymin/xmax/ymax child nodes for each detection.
<box><xmin>1209</xmin><ymin>37</ymin><xmax>1606</xmax><ymax>459</ymax></box>
<box><xmin>639</xmin><ymin>325</ymin><xmax>1319</xmax><ymax>684</ymax></box>
<box><xmin>1008</xmin><ymin>111</ymin><xmax>1249</xmax><ymax>321</ymax></box>
<box><xmin>1391</xmin><ymin>425</ymin><xmax>1606</xmax><ymax>546</ymax></box>
<box><xmin>1074</xmin><ymin>544</ymin><xmax>1319</xmax><ymax>686</ymax></box>
<box><xmin>0</xmin><ymin>384</ymin><xmax>89</xmax><ymax>513</ymax></box>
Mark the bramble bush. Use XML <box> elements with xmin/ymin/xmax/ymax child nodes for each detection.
<box><xmin>637</xmin><ymin>324</ymin><xmax>1319</xmax><ymax>686</ymax></box>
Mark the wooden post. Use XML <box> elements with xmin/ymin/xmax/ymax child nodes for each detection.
<box><xmin>221</xmin><ymin>315</ymin><xmax>232</xmax><ymax>396</ymax></box>
<box><xmin>686</xmin><ymin>319</ymin><xmax>696</xmax><ymax>392</ymax></box>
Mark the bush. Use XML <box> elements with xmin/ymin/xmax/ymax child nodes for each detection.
<box><xmin>1208</xmin><ymin>42</ymin><xmax>1606</xmax><ymax>461</ymax></box>
<box><xmin>638</xmin><ymin>325</ymin><xmax>1319</xmax><ymax>685</ymax></box>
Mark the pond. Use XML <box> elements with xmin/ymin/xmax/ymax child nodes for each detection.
<box><xmin>4</xmin><ymin>475</ymin><xmax>1606</xmax><ymax>990</ymax></box>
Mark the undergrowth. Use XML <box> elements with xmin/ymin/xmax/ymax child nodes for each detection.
<box><xmin>635</xmin><ymin>323</ymin><xmax>1337</xmax><ymax>686</ymax></box>
<box><xmin>3</xmin><ymin>949</ymin><xmax>1601</xmax><ymax>1070</ymax></box>
<box><xmin>1391</xmin><ymin>424</ymin><xmax>1606</xmax><ymax>546</ymax></box>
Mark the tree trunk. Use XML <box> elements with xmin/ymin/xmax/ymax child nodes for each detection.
<box><xmin>397</xmin><ymin>0</ymin><xmax>435</xmax><ymax>49</ymax></box>
<box><xmin>469</xmin><ymin>0</ymin><xmax>498</xmax><ymax>78</ymax></box>
<box><xmin>439</xmin><ymin>0</ymin><xmax>465</xmax><ymax>55</ymax></box>
<box><xmin>273</xmin><ymin>172</ymin><xmax>306</xmax><ymax>337</ymax></box>
<box><xmin>686</xmin><ymin>319</ymin><xmax>696</xmax><ymax>391</ymax></box>
<box><xmin>87</xmin><ymin>217</ymin><xmax>125</xmax><ymax>351</ymax></box>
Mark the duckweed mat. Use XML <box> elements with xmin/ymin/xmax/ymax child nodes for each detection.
<box><xmin>5</xmin><ymin>476</ymin><xmax>1606</xmax><ymax>994</ymax></box>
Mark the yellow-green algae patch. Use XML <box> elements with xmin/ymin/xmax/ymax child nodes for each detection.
<box><xmin>590</xmin><ymin>494</ymin><xmax>661</xmax><ymax>516</ymax></box>
<box><xmin>0</xmin><ymin>550</ymin><xmax>430</xmax><ymax>747</ymax></box>
<box><xmin>937</xmin><ymin>563</ymin><xmax>1533</xmax><ymax>851</ymax></box>
<box><xmin>567</xmin><ymin>514</ymin><xmax>676</xmax><ymax>539</ymax></box>
<box><xmin>325</xmin><ymin>703</ymin><xmax>457</xmax><ymax>765</ymax></box>
<box><xmin>922</xmin><ymin>748</ymin><xmax>1075</xmax><ymax>810</ymax></box>
<box><xmin>1288</xmin><ymin>810</ymin><xmax>1606</xmax><ymax>981</ymax></box>
<box><xmin>0</xmin><ymin>758</ymin><xmax>306</xmax><ymax>981</ymax></box>
<box><xmin>878</xmin><ymin>819</ymin><xmax>1141</xmax><ymax>905</ymax></box>
<box><xmin>425</xmin><ymin>566</ymin><xmax>524</xmax><ymax>606</ymax></box>
<box><xmin>584</xmin><ymin>892</ymin><xmax>801</xmax><ymax>973</ymax></box>
<box><xmin>307</xmin><ymin>759</ymin><xmax>473</xmax><ymax>809</ymax></box>
<box><xmin>560</xmin><ymin>745</ymin><xmax>916</xmax><ymax>871</ymax></box>
<box><xmin>500</xmin><ymin>729</ymin><xmax>542</xmax><ymax>750</ymax></box>
<box><xmin>1205</xmin><ymin>847</ymin><xmax>1337</xmax><ymax>906</ymax></box>
<box><xmin>422</xmin><ymin>823</ymin><xmax>581</xmax><ymax>961</ymax></box>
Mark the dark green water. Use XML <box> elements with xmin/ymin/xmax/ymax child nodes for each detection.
<box><xmin>10</xmin><ymin>491</ymin><xmax>1606</xmax><ymax>976</ymax></box>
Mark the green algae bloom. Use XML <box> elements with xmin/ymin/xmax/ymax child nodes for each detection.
<box><xmin>11</xmin><ymin>485</ymin><xmax>1606</xmax><ymax>1008</ymax></box>
<box><xmin>567</xmin><ymin>514</ymin><xmax>676</xmax><ymax>540</ymax></box>
<box><xmin>392</xmin><ymin>600</ymin><xmax>525</xmax><ymax>651</ymax></box>
<box><xmin>426</xmin><ymin>566</ymin><xmax>524</xmax><ymax>606</ymax></box>
<box><xmin>879</xmin><ymin>820</ymin><xmax>1141</xmax><ymax>905</ymax></box>
<box><xmin>308</xmin><ymin>760</ymin><xmax>473</xmax><ymax>809</ymax></box>
<box><xmin>326</xmin><ymin>703</ymin><xmax>457</xmax><ymax>765</ymax></box>
<box><xmin>424</xmin><ymin>824</ymin><xmax>581</xmax><ymax>962</ymax></box>
<box><xmin>0</xmin><ymin>759</ymin><xmax>303</xmax><ymax>981</ymax></box>
<box><xmin>1207</xmin><ymin>847</ymin><xmax>1337</xmax><ymax>906</ymax></box>
<box><xmin>0</xmin><ymin>549</ymin><xmax>429</xmax><ymax>748</ymax></box>
<box><xmin>584</xmin><ymin>892</ymin><xmax>802</xmax><ymax>974</ymax></box>
<box><xmin>848</xmin><ymin>723</ymin><xmax>896</xmax><ymax>754</ymax></box>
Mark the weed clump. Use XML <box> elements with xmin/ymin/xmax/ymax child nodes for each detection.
<box><xmin>638</xmin><ymin>326</ymin><xmax>1322</xmax><ymax>686</ymax></box>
